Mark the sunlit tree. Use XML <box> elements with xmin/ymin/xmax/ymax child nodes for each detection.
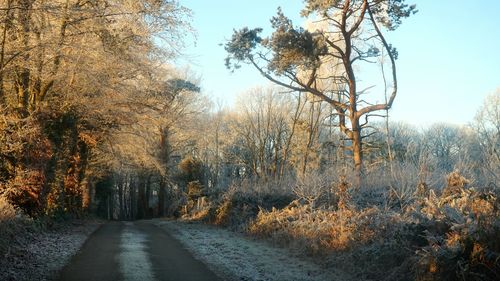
<box><xmin>225</xmin><ymin>0</ymin><xmax>416</xmax><ymax>181</ymax></box>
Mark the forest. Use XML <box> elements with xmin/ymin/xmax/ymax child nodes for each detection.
<box><xmin>0</xmin><ymin>1</ymin><xmax>499</xmax><ymax>281</ymax></box>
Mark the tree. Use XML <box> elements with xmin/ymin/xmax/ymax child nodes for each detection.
<box><xmin>424</xmin><ymin>123</ymin><xmax>463</xmax><ymax>172</ymax></box>
<box><xmin>289</xmin><ymin>93</ymin><xmax>325</xmax><ymax>177</ymax></box>
<box><xmin>474</xmin><ymin>89</ymin><xmax>500</xmax><ymax>184</ymax></box>
<box><xmin>230</xmin><ymin>87</ymin><xmax>291</xmax><ymax>179</ymax></box>
<box><xmin>225</xmin><ymin>0</ymin><xmax>416</xmax><ymax>180</ymax></box>
<box><xmin>0</xmin><ymin>0</ymin><xmax>193</xmax><ymax>217</ymax></box>
<box><xmin>155</xmin><ymin>77</ymin><xmax>202</xmax><ymax>216</ymax></box>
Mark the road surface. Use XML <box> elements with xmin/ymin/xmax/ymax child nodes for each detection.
<box><xmin>58</xmin><ymin>220</ymin><xmax>221</xmax><ymax>281</ymax></box>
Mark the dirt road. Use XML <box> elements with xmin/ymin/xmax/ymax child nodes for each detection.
<box><xmin>58</xmin><ymin>221</ymin><xmax>221</xmax><ymax>281</ymax></box>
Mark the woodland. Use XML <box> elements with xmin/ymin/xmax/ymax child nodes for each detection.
<box><xmin>0</xmin><ymin>1</ymin><xmax>499</xmax><ymax>281</ymax></box>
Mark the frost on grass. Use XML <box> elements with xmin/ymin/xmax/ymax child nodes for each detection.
<box><xmin>0</xmin><ymin>220</ymin><xmax>100</xmax><ymax>281</ymax></box>
<box><xmin>155</xmin><ymin>219</ymin><xmax>353</xmax><ymax>281</ymax></box>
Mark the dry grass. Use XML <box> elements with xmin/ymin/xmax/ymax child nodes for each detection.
<box><xmin>249</xmin><ymin>204</ymin><xmax>397</xmax><ymax>254</ymax></box>
<box><xmin>0</xmin><ymin>195</ymin><xmax>17</xmax><ymax>222</ymax></box>
<box><xmin>179</xmin><ymin>169</ymin><xmax>499</xmax><ymax>280</ymax></box>
<box><xmin>247</xmin><ymin>176</ymin><xmax>392</xmax><ymax>254</ymax></box>
<box><xmin>414</xmin><ymin>172</ymin><xmax>500</xmax><ymax>281</ymax></box>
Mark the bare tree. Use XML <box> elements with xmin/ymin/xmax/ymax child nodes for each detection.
<box><xmin>474</xmin><ymin>89</ymin><xmax>500</xmax><ymax>184</ymax></box>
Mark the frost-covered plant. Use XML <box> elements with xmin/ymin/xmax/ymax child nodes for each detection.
<box><xmin>0</xmin><ymin>111</ymin><xmax>52</xmax><ymax>216</ymax></box>
<box><xmin>0</xmin><ymin>196</ymin><xmax>16</xmax><ymax>222</ymax></box>
<box><xmin>249</xmin><ymin>179</ymin><xmax>399</xmax><ymax>254</ymax></box>
<box><xmin>415</xmin><ymin>172</ymin><xmax>500</xmax><ymax>281</ymax></box>
<box><xmin>249</xmin><ymin>201</ymin><xmax>398</xmax><ymax>254</ymax></box>
<box><xmin>183</xmin><ymin>178</ymin><xmax>296</xmax><ymax>229</ymax></box>
<box><xmin>0</xmin><ymin>195</ymin><xmax>31</xmax><ymax>259</ymax></box>
<box><xmin>293</xmin><ymin>171</ymin><xmax>337</xmax><ymax>209</ymax></box>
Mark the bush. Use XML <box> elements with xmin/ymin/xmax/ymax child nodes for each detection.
<box><xmin>0</xmin><ymin>196</ymin><xmax>16</xmax><ymax>222</ymax></box>
<box><xmin>180</xmin><ymin>170</ymin><xmax>499</xmax><ymax>281</ymax></box>
<box><xmin>0</xmin><ymin>112</ymin><xmax>52</xmax><ymax>216</ymax></box>
<box><xmin>207</xmin><ymin>184</ymin><xmax>289</xmax><ymax>230</ymax></box>
<box><xmin>249</xmin><ymin>200</ymin><xmax>400</xmax><ymax>255</ymax></box>
<box><xmin>182</xmin><ymin>178</ymin><xmax>295</xmax><ymax>230</ymax></box>
<box><xmin>187</xmin><ymin>180</ymin><xmax>204</xmax><ymax>199</ymax></box>
<box><xmin>415</xmin><ymin>172</ymin><xmax>500</xmax><ymax>281</ymax></box>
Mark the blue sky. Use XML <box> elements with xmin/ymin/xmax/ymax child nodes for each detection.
<box><xmin>179</xmin><ymin>0</ymin><xmax>500</xmax><ymax>126</ymax></box>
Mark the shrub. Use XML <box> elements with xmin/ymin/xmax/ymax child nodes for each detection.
<box><xmin>180</xmin><ymin>169</ymin><xmax>499</xmax><ymax>281</ymax></box>
<box><xmin>415</xmin><ymin>172</ymin><xmax>500</xmax><ymax>281</ymax></box>
<box><xmin>248</xmin><ymin>179</ymin><xmax>399</xmax><ymax>255</ymax></box>
<box><xmin>183</xmin><ymin>178</ymin><xmax>295</xmax><ymax>230</ymax></box>
<box><xmin>0</xmin><ymin>195</ymin><xmax>17</xmax><ymax>222</ymax></box>
<box><xmin>209</xmin><ymin>180</ymin><xmax>294</xmax><ymax>230</ymax></box>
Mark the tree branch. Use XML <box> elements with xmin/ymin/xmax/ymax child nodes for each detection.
<box><xmin>357</xmin><ymin>2</ymin><xmax>399</xmax><ymax>118</ymax></box>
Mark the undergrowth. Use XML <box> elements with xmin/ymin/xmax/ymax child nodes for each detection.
<box><xmin>0</xmin><ymin>195</ymin><xmax>32</xmax><ymax>258</ymax></box>
<box><xmin>179</xmin><ymin>170</ymin><xmax>499</xmax><ymax>281</ymax></box>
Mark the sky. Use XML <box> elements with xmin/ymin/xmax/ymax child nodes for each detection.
<box><xmin>178</xmin><ymin>0</ymin><xmax>500</xmax><ymax>127</ymax></box>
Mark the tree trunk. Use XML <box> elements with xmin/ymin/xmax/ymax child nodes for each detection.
<box><xmin>130</xmin><ymin>177</ymin><xmax>137</xmax><ymax>219</ymax></box>
<box><xmin>0</xmin><ymin>0</ymin><xmax>12</xmax><ymax>106</ymax></box>
<box><xmin>118</xmin><ymin>176</ymin><xmax>124</xmax><ymax>220</ymax></box>
<box><xmin>16</xmin><ymin>0</ymin><xmax>33</xmax><ymax>113</ymax></box>
<box><xmin>108</xmin><ymin>190</ymin><xmax>114</xmax><ymax>220</ymax></box>
<box><xmin>16</xmin><ymin>68</ymin><xmax>30</xmax><ymax>112</ymax></box>
<box><xmin>145</xmin><ymin>174</ymin><xmax>151</xmax><ymax>218</ymax></box>
<box><xmin>158</xmin><ymin>177</ymin><xmax>166</xmax><ymax>217</ymax></box>
<box><xmin>136</xmin><ymin>174</ymin><xmax>147</xmax><ymax>219</ymax></box>
<box><xmin>344</xmin><ymin>19</ymin><xmax>363</xmax><ymax>185</ymax></box>
<box><xmin>31</xmin><ymin>27</ymin><xmax>44</xmax><ymax>110</ymax></box>
<box><xmin>124</xmin><ymin>176</ymin><xmax>130</xmax><ymax>220</ymax></box>
<box><xmin>351</xmin><ymin>117</ymin><xmax>363</xmax><ymax>186</ymax></box>
<box><xmin>39</xmin><ymin>0</ymin><xmax>70</xmax><ymax>103</ymax></box>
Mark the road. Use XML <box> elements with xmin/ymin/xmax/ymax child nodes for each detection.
<box><xmin>58</xmin><ymin>220</ymin><xmax>221</xmax><ymax>281</ymax></box>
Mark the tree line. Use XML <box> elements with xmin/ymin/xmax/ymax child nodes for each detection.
<box><xmin>0</xmin><ymin>0</ymin><xmax>197</xmax><ymax>218</ymax></box>
<box><xmin>85</xmin><ymin>85</ymin><xmax>499</xmax><ymax>220</ymax></box>
<box><xmin>0</xmin><ymin>0</ymin><xmax>498</xmax><ymax>221</ymax></box>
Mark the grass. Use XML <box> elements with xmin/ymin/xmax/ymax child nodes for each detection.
<box><xmin>0</xmin><ymin>195</ymin><xmax>32</xmax><ymax>258</ymax></box>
